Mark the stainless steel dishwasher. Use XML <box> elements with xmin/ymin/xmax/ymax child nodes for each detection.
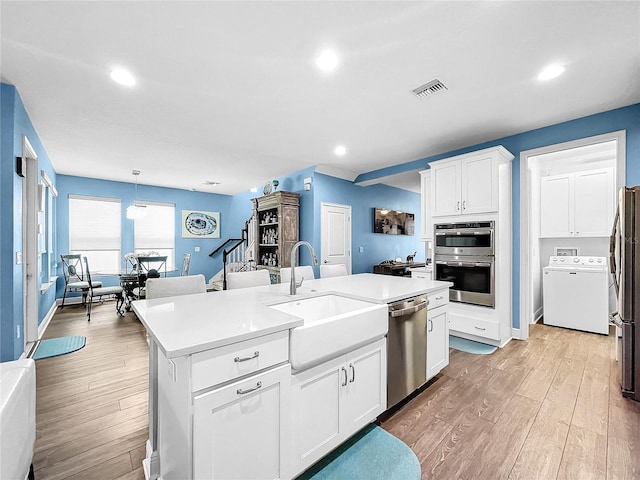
<box><xmin>387</xmin><ymin>294</ymin><xmax>429</xmax><ymax>409</ymax></box>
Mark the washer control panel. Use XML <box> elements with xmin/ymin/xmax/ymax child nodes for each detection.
<box><xmin>548</xmin><ymin>256</ymin><xmax>607</xmax><ymax>268</ymax></box>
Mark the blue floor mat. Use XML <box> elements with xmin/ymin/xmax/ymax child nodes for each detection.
<box><xmin>296</xmin><ymin>424</ymin><xmax>420</xmax><ymax>480</ymax></box>
<box><xmin>33</xmin><ymin>336</ymin><xmax>86</xmax><ymax>360</ymax></box>
<box><xmin>450</xmin><ymin>335</ymin><xmax>497</xmax><ymax>355</ymax></box>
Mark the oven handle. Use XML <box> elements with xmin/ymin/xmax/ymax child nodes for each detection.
<box><xmin>434</xmin><ymin>230</ymin><xmax>492</xmax><ymax>236</ymax></box>
<box><xmin>435</xmin><ymin>261</ymin><xmax>492</xmax><ymax>268</ymax></box>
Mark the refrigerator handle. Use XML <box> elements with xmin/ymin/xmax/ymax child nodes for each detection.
<box><xmin>609</xmin><ymin>205</ymin><xmax>620</xmax><ymax>295</ymax></box>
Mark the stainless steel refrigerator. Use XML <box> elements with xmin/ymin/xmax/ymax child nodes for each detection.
<box><xmin>610</xmin><ymin>186</ymin><xmax>640</xmax><ymax>401</ymax></box>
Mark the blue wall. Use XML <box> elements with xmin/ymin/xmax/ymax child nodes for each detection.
<box><xmin>313</xmin><ymin>174</ymin><xmax>424</xmax><ymax>274</ymax></box>
<box><xmin>355</xmin><ymin>103</ymin><xmax>640</xmax><ymax>329</ymax></box>
<box><xmin>1</xmin><ymin>84</ymin><xmax>58</xmax><ymax>362</ymax></box>
<box><xmin>55</xmin><ymin>175</ymin><xmax>235</xmax><ymax>294</ymax></box>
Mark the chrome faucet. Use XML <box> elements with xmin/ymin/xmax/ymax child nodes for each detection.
<box><xmin>290</xmin><ymin>241</ymin><xmax>319</xmax><ymax>295</ymax></box>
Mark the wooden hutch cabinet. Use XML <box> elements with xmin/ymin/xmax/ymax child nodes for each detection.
<box><xmin>252</xmin><ymin>191</ymin><xmax>299</xmax><ymax>283</ymax></box>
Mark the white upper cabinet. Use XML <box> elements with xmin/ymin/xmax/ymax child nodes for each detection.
<box><xmin>430</xmin><ymin>146</ymin><xmax>514</xmax><ymax>218</ymax></box>
<box><xmin>540</xmin><ymin>168</ymin><xmax>615</xmax><ymax>238</ymax></box>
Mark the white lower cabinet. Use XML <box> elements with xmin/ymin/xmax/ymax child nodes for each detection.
<box><xmin>193</xmin><ymin>364</ymin><xmax>291</xmax><ymax>480</ymax></box>
<box><xmin>427</xmin><ymin>305</ymin><xmax>449</xmax><ymax>380</ymax></box>
<box><xmin>153</xmin><ymin>330</ymin><xmax>291</xmax><ymax>480</ymax></box>
<box><xmin>290</xmin><ymin>338</ymin><xmax>386</xmax><ymax>477</ymax></box>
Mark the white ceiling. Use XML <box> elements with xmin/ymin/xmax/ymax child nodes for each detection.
<box><xmin>2</xmin><ymin>1</ymin><xmax>639</xmax><ymax>195</ymax></box>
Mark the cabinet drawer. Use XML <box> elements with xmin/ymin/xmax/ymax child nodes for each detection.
<box><xmin>449</xmin><ymin>315</ymin><xmax>499</xmax><ymax>341</ymax></box>
<box><xmin>191</xmin><ymin>330</ymin><xmax>289</xmax><ymax>391</ymax></box>
<box><xmin>428</xmin><ymin>290</ymin><xmax>448</xmax><ymax>310</ymax></box>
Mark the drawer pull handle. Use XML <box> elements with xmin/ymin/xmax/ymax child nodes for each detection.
<box><xmin>234</xmin><ymin>351</ymin><xmax>260</xmax><ymax>363</ymax></box>
<box><xmin>435</xmin><ymin>296</ymin><xmax>444</xmax><ymax>300</ymax></box>
<box><xmin>474</xmin><ymin>326</ymin><xmax>486</xmax><ymax>331</ymax></box>
<box><xmin>349</xmin><ymin>364</ymin><xmax>355</xmax><ymax>383</ymax></box>
<box><xmin>237</xmin><ymin>381</ymin><xmax>262</xmax><ymax>395</ymax></box>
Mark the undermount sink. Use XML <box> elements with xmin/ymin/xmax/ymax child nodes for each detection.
<box><xmin>269</xmin><ymin>294</ymin><xmax>388</xmax><ymax>370</ymax></box>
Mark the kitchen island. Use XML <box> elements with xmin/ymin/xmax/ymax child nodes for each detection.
<box><xmin>133</xmin><ymin>273</ymin><xmax>450</xmax><ymax>480</ymax></box>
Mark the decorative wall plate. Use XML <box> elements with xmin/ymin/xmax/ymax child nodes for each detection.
<box><xmin>181</xmin><ymin>210</ymin><xmax>220</xmax><ymax>238</ymax></box>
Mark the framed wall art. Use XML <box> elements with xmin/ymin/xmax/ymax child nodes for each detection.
<box><xmin>182</xmin><ymin>210</ymin><xmax>220</xmax><ymax>238</ymax></box>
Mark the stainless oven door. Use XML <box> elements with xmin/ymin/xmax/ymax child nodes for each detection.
<box><xmin>434</xmin><ymin>255</ymin><xmax>495</xmax><ymax>308</ymax></box>
<box><xmin>434</xmin><ymin>226</ymin><xmax>494</xmax><ymax>256</ymax></box>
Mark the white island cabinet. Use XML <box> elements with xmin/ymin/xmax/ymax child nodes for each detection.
<box><xmin>154</xmin><ymin>330</ymin><xmax>292</xmax><ymax>480</ymax></box>
<box><xmin>290</xmin><ymin>338</ymin><xmax>386</xmax><ymax>476</ymax></box>
<box><xmin>133</xmin><ymin>274</ymin><xmax>452</xmax><ymax>480</ymax></box>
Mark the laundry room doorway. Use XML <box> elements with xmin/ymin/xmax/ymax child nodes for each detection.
<box><xmin>519</xmin><ymin>131</ymin><xmax>626</xmax><ymax>340</ymax></box>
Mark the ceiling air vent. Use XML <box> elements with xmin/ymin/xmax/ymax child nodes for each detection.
<box><xmin>412</xmin><ymin>79</ymin><xmax>447</xmax><ymax>99</ymax></box>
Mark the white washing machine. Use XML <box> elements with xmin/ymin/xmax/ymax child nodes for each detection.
<box><xmin>542</xmin><ymin>256</ymin><xmax>609</xmax><ymax>334</ymax></box>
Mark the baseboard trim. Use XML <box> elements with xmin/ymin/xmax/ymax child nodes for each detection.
<box><xmin>511</xmin><ymin>328</ymin><xmax>522</xmax><ymax>340</ymax></box>
<box><xmin>39</xmin><ymin>301</ymin><xmax>58</xmax><ymax>339</ymax></box>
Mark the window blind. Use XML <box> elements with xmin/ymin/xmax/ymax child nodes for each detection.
<box><xmin>134</xmin><ymin>202</ymin><xmax>175</xmax><ymax>269</ymax></box>
<box><xmin>69</xmin><ymin>195</ymin><xmax>121</xmax><ymax>250</ymax></box>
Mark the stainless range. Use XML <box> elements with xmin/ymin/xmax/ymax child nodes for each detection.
<box><xmin>434</xmin><ymin>221</ymin><xmax>495</xmax><ymax>308</ymax></box>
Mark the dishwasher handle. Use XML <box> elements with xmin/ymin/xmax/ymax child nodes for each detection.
<box><xmin>390</xmin><ymin>299</ymin><xmax>429</xmax><ymax>318</ymax></box>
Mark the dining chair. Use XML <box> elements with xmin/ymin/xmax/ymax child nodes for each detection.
<box><xmin>226</xmin><ymin>269</ymin><xmax>271</xmax><ymax>290</ymax></box>
<box><xmin>145</xmin><ymin>274</ymin><xmax>207</xmax><ymax>300</ymax></box>
<box><xmin>279</xmin><ymin>266</ymin><xmax>315</xmax><ymax>284</ymax></box>
<box><xmin>320</xmin><ymin>264</ymin><xmax>348</xmax><ymax>278</ymax></box>
<box><xmin>60</xmin><ymin>254</ymin><xmax>101</xmax><ymax>308</ymax></box>
<box><xmin>83</xmin><ymin>257</ymin><xmax>124</xmax><ymax>321</ymax></box>
<box><xmin>180</xmin><ymin>253</ymin><xmax>191</xmax><ymax>276</ymax></box>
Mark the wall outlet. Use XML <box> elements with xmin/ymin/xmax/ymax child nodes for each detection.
<box><xmin>194</xmin><ymin>246</ymin><xmax>200</xmax><ymax>252</ymax></box>
<box><xmin>16</xmin><ymin>251</ymin><xmax>22</xmax><ymax>265</ymax></box>
<box><xmin>16</xmin><ymin>324</ymin><xmax>21</xmax><ymax>339</ymax></box>
<box><xmin>359</xmin><ymin>246</ymin><xmax>364</xmax><ymax>253</ymax></box>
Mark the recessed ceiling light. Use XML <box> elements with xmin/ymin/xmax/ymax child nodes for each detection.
<box><xmin>316</xmin><ymin>49</ymin><xmax>339</xmax><ymax>71</ymax></box>
<box><xmin>334</xmin><ymin>145</ymin><xmax>347</xmax><ymax>156</ymax></box>
<box><xmin>203</xmin><ymin>180</ymin><xmax>221</xmax><ymax>186</ymax></box>
<box><xmin>249</xmin><ymin>187</ymin><xmax>258</xmax><ymax>193</ymax></box>
<box><xmin>110</xmin><ymin>67</ymin><xmax>136</xmax><ymax>87</ymax></box>
<box><xmin>537</xmin><ymin>64</ymin><xmax>565</xmax><ymax>81</ymax></box>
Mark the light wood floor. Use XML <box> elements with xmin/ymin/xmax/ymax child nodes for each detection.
<box><xmin>382</xmin><ymin>323</ymin><xmax>640</xmax><ymax>480</ymax></box>
<box><xmin>34</xmin><ymin>302</ymin><xmax>148</xmax><ymax>480</ymax></box>
<box><xmin>34</xmin><ymin>303</ymin><xmax>640</xmax><ymax>479</ymax></box>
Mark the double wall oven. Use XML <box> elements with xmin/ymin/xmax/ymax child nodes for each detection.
<box><xmin>433</xmin><ymin>221</ymin><xmax>495</xmax><ymax>308</ymax></box>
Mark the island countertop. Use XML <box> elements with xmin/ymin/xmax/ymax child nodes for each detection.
<box><xmin>132</xmin><ymin>273</ymin><xmax>451</xmax><ymax>358</ymax></box>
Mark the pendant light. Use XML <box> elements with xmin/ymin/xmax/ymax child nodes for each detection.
<box><xmin>126</xmin><ymin>169</ymin><xmax>147</xmax><ymax>220</ymax></box>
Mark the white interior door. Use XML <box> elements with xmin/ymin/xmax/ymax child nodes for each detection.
<box><xmin>22</xmin><ymin>136</ymin><xmax>39</xmax><ymax>349</ymax></box>
<box><xmin>320</xmin><ymin>203</ymin><xmax>351</xmax><ymax>274</ymax></box>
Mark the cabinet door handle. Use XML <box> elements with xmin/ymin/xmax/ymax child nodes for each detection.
<box><xmin>349</xmin><ymin>364</ymin><xmax>355</xmax><ymax>383</ymax></box>
<box><xmin>474</xmin><ymin>326</ymin><xmax>486</xmax><ymax>331</ymax></box>
<box><xmin>234</xmin><ymin>351</ymin><xmax>259</xmax><ymax>363</ymax></box>
<box><xmin>237</xmin><ymin>381</ymin><xmax>262</xmax><ymax>395</ymax></box>
<box><xmin>456</xmin><ymin>201</ymin><xmax>460</xmax><ymax>211</ymax></box>
<box><xmin>341</xmin><ymin>366</ymin><xmax>348</xmax><ymax>386</ymax></box>
<box><xmin>462</xmin><ymin>200</ymin><xmax>466</xmax><ymax>210</ymax></box>
<box><xmin>428</xmin><ymin>319</ymin><xmax>433</xmax><ymax>332</ymax></box>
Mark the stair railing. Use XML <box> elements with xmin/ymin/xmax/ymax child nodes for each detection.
<box><xmin>209</xmin><ymin>214</ymin><xmax>257</xmax><ymax>289</ymax></box>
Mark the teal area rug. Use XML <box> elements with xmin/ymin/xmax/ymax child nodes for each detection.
<box><xmin>296</xmin><ymin>424</ymin><xmax>420</xmax><ymax>480</ymax></box>
<box><xmin>33</xmin><ymin>336</ymin><xmax>86</xmax><ymax>360</ymax></box>
<box><xmin>450</xmin><ymin>335</ymin><xmax>497</xmax><ymax>355</ymax></box>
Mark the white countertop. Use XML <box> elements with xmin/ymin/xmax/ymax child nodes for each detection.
<box><xmin>132</xmin><ymin>273</ymin><xmax>451</xmax><ymax>358</ymax></box>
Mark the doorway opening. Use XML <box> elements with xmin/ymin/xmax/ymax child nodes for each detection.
<box><xmin>22</xmin><ymin>136</ymin><xmax>39</xmax><ymax>354</ymax></box>
<box><xmin>519</xmin><ymin>131</ymin><xmax>626</xmax><ymax>340</ymax></box>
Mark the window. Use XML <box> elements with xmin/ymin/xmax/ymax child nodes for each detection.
<box><xmin>69</xmin><ymin>195</ymin><xmax>121</xmax><ymax>274</ymax></box>
<box><xmin>134</xmin><ymin>201</ymin><xmax>175</xmax><ymax>270</ymax></box>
